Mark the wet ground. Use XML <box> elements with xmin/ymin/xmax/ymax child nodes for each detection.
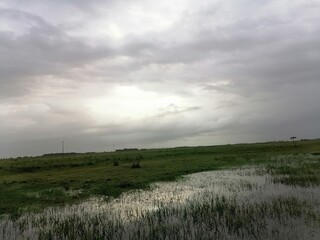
<box><xmin>1</xmin><ymin>161</ymin><xmax>320</xmax><ymax>239</ymax></box>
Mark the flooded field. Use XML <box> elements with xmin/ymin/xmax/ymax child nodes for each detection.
<box><xmin>1</xmin><ymin>154</ymin><xmax>320</xmax><ymax>239</ymax></box>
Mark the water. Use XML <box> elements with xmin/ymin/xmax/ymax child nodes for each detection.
<box><xmin>1</xmin><ymin>167</ymin><xmax>320</xmax><ymax>239</ymax></box>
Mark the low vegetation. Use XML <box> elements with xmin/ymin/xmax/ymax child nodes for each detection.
<box><xmin>1</xmin><ymin>154</ymin><xmax>320</xmax><ymax>239</ymax></box>
<box><xmin>0</xmin><ymin>139</ymin><xmax>319</xmax><ymax>217</ymax></box>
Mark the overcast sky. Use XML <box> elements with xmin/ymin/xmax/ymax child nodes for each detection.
<box><xmin>0</xmin><ymin>0</ymin><xmax>319</xmax><ymax>158</ymax></box>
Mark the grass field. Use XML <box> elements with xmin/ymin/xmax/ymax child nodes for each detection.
<box><xmin>1</xmin><ymin>139</ymin><xmax>319</xmax><ymax>216</ymax></box>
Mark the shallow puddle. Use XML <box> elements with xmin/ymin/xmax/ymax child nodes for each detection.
<box><xmin>1</xmin><ymin>166</ymin><xmax>320</xmax><ymax>239</ymax></box>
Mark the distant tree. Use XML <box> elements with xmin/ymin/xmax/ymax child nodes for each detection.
<box><xmin>290</xmin><ymin>136</ymin><xmax>297</xmax><ymax>147</ymax></box>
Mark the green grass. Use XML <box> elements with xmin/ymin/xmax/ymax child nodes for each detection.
<box><xmin>266</xmin><ymin>155</ymin><xmax>320</xmax><ymax>186</ymax></box>
<box><xmin>0</xmin><ymin>139</ymin><xmax>319</xmax><ymax>216</ymax></box>
<box><xmin>12</xmin><ymin>195</ymin><xmax>320</xmax><ymax>240</ymax></box>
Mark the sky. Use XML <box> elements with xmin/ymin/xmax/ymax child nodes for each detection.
<box><xmin>0</xmin><ymin>0</ymin><xmax>319</xmax><ymax>158</ymax></box>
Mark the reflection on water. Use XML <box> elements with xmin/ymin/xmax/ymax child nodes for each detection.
<box><xmin>111</xmin><ymin>168</ymin><xmax>320</xmax><ymax>220</ymax></box>
<box><xmin>1</xmin><ymin>167</ymin><xmax>320</xmax><ymax>239</ymax></box>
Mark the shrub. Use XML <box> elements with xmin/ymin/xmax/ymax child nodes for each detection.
<box><xmin>113</xmin><ymin>160</ymin><xmax>119</xmax><ymax>166</ymax></box>
<box><xmin>131</xmin><ymin>162</ymin><xmax>141</xmax><ymax>168</ymax></box>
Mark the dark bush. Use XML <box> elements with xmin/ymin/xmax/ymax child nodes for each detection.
<box><xmin>113</xmin><ymin>160</ymin><xmax>119</xmax><ymax>166</ymax></box>
<box><xmin>131</xmin><ymin>162</ymin><xmax>141</xmax><ymax>168</ymax></box>
<box><xmin>118</xmin><ymin>181</ymin><xmax>134</xmax><ymax>188</ymax></box>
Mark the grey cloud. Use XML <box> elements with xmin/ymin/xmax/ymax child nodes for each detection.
<box><xmin>1</xmin><ymin>0</ymin><xmax>320</xmax><ymax>157</ymax></box>
<box><xmin>115</xmin><ymin>1</ymin><xmax>320</xmax><ymax>93</ymax></box>
<box><xmin>0</xmin><ymin>8</ymin><xmax>115</xmax><ymax>98</ymax></box>
<box><xmin>156</xmin><ymin>104</ymin><xmax>201</xmax><ymax>118</ymax></box>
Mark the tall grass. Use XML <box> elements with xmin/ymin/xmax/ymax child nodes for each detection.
<box><xmin>1</xmin><ymin>195</ymin><xmax>318</xmax><ymax>240</ymax></box>
<box><xmin>1</xmin><ymin>155</ymin><xmax>320</xmax><ymax>239</ymax></box>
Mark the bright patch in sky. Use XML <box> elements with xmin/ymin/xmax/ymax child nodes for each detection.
<box><xmin>0</xmin><ymin>0</ymin><xmax>319</xmax><ymax>157</ymax></box>
<box><xmin>86</xmin><ymin>86</ymin><xmax>183</xmax><ymax>123</ymax></box>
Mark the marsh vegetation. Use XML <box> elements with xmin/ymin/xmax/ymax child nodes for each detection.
<box><xmin>0</xmin><ymin>140</ymin><xmax>320</xmax><ymax>239</ymax></box>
